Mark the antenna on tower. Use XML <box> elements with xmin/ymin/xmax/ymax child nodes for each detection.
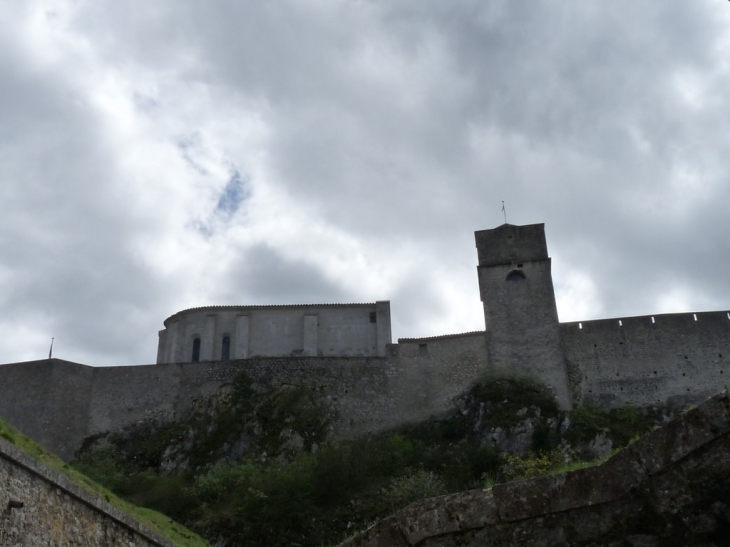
<box><xmin>48</xmin><ymin>337</ymin><xmax>54</xmax><ymax>359</ymax></box>
<box><xmin>501</xmin><ymin>201</ymin><xmax>507</xmax><ymax>224</ymax></box>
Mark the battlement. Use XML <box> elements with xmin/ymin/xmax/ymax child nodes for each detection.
<box><xmin>562</xmin><ymin>310</ymin><xmax>730</xmax><ymax>333</ymax></box>
<box><xmin>561</xmin><ymin>310</ymin><xmax>730</xmax><ymax>408</ymax></box>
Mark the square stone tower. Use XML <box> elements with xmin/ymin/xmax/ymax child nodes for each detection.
<box><xmin>475</xmin><ymin>223</ymin><xmax>572</xmax><ymax>408</ymax></box>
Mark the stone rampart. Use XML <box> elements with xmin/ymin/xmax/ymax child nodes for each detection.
<box><xmin>110</xmin><ymin>332</ymin><xmax>484</xmax><ymax>449</ymax></box>
<box><xmin>561</xmin><ymin>310</ymin><xmax>730</xmax><ymax>408</ymax></box>
<box><xmin>0</xmin><ymin>360</ymin><xmax>93</xmax><ymax>461</ymax></box>
<box><xmin>340</xmin><ymin>389</ymin><xmax>730</xmax><ymax>546</ymax></box>
<box><xmin>3</xmin><ymin>307</ymin><xmax>730</xmax><ymax>462</ymax></box>
<box><xmin>0</xmin><ymin>333</ymin><xmax>488</xmax><ymax>460</ymax></box>
<box><xmin>0</xmin><ymin>437</ymin><xmax>174</xmax><ymax>546</ymax></box>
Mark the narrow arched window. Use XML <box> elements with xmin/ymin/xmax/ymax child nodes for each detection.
<box><xmin>192</xmin><ymin>338</ymin><xmax>201</xmax><ymax>362</ymax></box>
<box><xmin>221</xmin><ymin>336</ymin><xmax>231</xmax><ymax>360</ymax></box>
<box><xmin>506</xmin><ymin>269</ymin><xmax>526</xmax><ymax>282</ymax></box>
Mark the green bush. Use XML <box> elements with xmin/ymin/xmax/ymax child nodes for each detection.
<box><xmin>501</xmin><ymin>449</ymin><xmax>564</xmax><ymax>482</ymax></box>
<box><xmin>469</xmin><ymin>372</ymin><xmax>560</xmax><ymax>427</ymax></box>
<box><xmin>127</xmin><ymin>473</ymin><xmax>197</xmax><ymax>520</ymax></box>
<box><xmin>383</xmin><ymin>468</ymin><xmax>447</xmax><ymax>510</ymax></box>
<box><xmin>531</xmin><ymin>421</ymin><xmax>560</xmax><ymax>453</ymax></box>
<box><xmin>195</xmin><ymin>462</ymin><xmax>261</xmax><ymax>503</ymax></box>
<box><xmin>193</xmin><ymin>457</ymin><xmax>324</xmax><ymax>546</ymax></box>
<box><xmin>310</xmin><ymin>444</ymin><xmax>365</xmax><ymax>504</ymax></box>
<box><xmin>565</xmin><ymin>404</ymin><xmax>653</xmax><ymax>448</ymax></box>
<box><xmin>73</xmin><ymin>440</ymin><xmax>127</xmax><ymax>491</ymax></box>
<box><xmin>608</xmin><ymin>405</ymin><xmax>652</xmax><ymax>446</ymax></box>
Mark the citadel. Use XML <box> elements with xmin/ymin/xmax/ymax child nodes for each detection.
<box><xmin>1</xmin><ymin>222</ymin><xmax>729</xmax><ymax>461</ymax></box>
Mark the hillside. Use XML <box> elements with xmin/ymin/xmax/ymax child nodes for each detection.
<box><xmin>341</xmin><ymin>389</ymin><xmax>730</xmax><ymax>546</ymax></box>
<box><xmin>71</xmin><ymin>370</ymin><xmax>665</xmax><ymax>546</ymax></box>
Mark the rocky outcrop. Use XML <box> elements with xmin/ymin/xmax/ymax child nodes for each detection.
<box><xmin>341</xmin><ymin>391</ymin><xmax>730</xmax><ymax>546</ymax></box>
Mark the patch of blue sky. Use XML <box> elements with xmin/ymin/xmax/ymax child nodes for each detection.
<box><xmin>215</xmin><ymin>170</ymin><xmax>250</xmax><ymax>217</ymax></box>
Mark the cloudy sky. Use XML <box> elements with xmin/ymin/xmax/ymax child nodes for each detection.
<box><xmin>1</xmin><ymin>1</ymin><xmax>729</xmax><ymax>365</ymax></box>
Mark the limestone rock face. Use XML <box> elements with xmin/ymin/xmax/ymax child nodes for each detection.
<box><xmin>340</xmin><ymin>391</ymin><xmax>730</xmax><ymax>546</ymax></box>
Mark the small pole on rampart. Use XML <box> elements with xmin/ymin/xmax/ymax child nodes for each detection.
<box><xmin>48</xmin><ymin>337</ymin><xmax>54</xmax><ymax>359</ymax></box>
<box><xmin>502</xmin><ymin>201</ymin><xmax>507</xmax><ymax>224</ymax></box>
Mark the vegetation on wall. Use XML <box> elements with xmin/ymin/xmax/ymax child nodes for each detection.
<box><xmin>71</xmin><ymin>370</ymin><xmax>663</xmax><ymax>547</ymax></box>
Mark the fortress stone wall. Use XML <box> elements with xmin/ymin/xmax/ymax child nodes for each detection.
<box><xmin>0</xmin><ymin>436</ymin><xmax>174</xmax><ymax>546</ymax></box>
<box><xmin>0</xmin><ymin>329</ymin><xmax>487</xmax><ymax>460</ymax></box>
<box><xmin>562</xmin><ymin>310</ymin><xmax>730</xmax><ymax>408</ymax></box>
<box><xmin>0</xmin><ymin>221</ymin><xmax>729</xmax><ymax>460</ymax></box>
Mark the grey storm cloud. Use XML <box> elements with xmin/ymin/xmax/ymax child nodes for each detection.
<box><xmin>226</xmin><ymin>244</ymin><xmax>350</xmax><ymax>306</ymax></box>
<box><xmin>0</xmin><ymin>1</ymin><xmax>728</xmax><ymax>364</ymax></box>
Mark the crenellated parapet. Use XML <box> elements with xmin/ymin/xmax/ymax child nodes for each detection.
<box><xmin>561</xmin><ymin>310</ymin><xmax>730</xmax><ymax>408</ymax></box>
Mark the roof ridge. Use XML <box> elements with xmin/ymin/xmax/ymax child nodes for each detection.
<box><xmin>398</xmin><ymin>330</ymin><xmax>485</xmax><ymax>342</ymax></box>
<box><xmin>163</xmin><ymin>302</ymin><xmax>382</xmax><ymax>325</ymax></box>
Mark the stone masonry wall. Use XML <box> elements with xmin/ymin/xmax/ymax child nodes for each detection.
<box><xmin>0</xmin><ymin>360</ymin><xmax>93</xmax><ymax>462</ymax></box>
<box><xmin>479</xmin><ymin>259</ymin><xmax>571</xmax><ymax>408</ymax></box>
<box><xmin>562</xmin><ymin>310</ymin><xmax>730</xmax><ymax>408</ymax></box>
<box><xmin>475</xmin><ymin>224</ymin><xmax>572</xmax><ymax>409</ymax></box>
<box><xmin>2</xmin><ymin>306</ymin><xmax>730</xmax><ymax>462</ymax></box>
<box><xmin>0</xmin><ymin>437</ymin><xmax>174</xmax><ymax>547</ymax></box>
<box><xmin>0</xmin><ymin>332</ymin><xmax>488</xmax><ymax>460</ymax></box>
<box><xmin>158</xmin><ymin>302</ymin><xmax>392</xmax><ymax>364</ymax></box>
<box><xmin>88</xmin><ymin>330</ymin><xmax>487</xmax><ymax>448</ymax></box>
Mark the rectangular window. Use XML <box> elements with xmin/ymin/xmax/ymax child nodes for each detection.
<box><xmin>192</xmin><ymin>338</ymin><xmax>201</xmax><ymax>362</ymax></box>
<box><xmin>370</xmin><ymin>312</ymin><xmax>377</xmax><ymax>323</ymax></box>
<box><xmin>221</xmin><ymin>336</ymin><xmax>231</xmax><ymax>360</ymax></box>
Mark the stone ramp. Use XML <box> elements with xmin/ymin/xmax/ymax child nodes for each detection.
<box><xmin>341</xmin><ymin>391</ymin><xmax>730</xmax><ymax>546</ymax></box>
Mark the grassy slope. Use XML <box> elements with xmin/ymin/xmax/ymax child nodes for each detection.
<box><xmin>0</xmin><ymin>416</ymin><xmax>210</xmax><ymax>547</ymax></box>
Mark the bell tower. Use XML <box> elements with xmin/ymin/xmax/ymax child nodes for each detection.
<box><xmin>475</xmin><ymin>223</ymin><xmax>571</xmax><ymax>408</ymax></box>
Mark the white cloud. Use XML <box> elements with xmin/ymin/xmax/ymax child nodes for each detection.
<box><xmin>1</xmin><ymin>0</ymin><xmax>729</xmax><ymax>365</ymax></box>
